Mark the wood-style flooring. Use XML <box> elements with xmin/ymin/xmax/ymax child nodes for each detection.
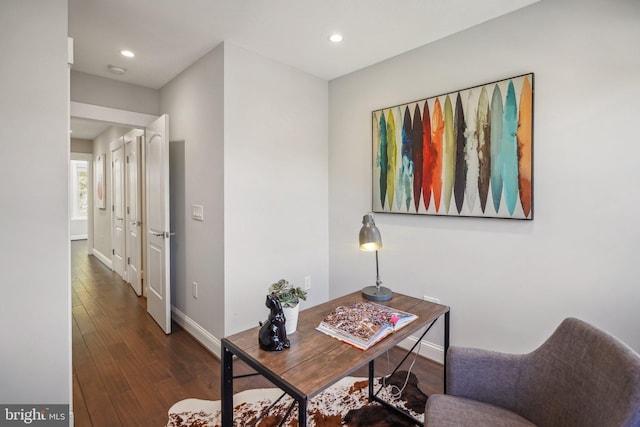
<box><xmin>71</xmin><ymin>240</ymin><xmax>443</xmax><ymax>426</ymax></box>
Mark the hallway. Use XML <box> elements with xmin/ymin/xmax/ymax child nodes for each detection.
<box><xmin>71</xmin><ymin>240</ymin><xmax>220</xmax><ymax>426</ymax></box>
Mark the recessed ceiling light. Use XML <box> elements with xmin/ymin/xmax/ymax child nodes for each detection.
<box><xmin>107</xmin><ymin>65</ymin><xmax>127</xmax><ymax>75</ymax></box>
<box><xmin>120</xmin><ymin>50</ymin><xmax>135</xmax><ymax>58</ymax></box>
<box><xmin>329</xmin><ymin>33</ymin><xmax>343</xmax><ymax>43</ymax></box>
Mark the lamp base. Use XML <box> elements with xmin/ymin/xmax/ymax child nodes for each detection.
<box><xmin>361</xmin><ymin>285</ymin><xmax>392</xmax><ymax>302</ymax></box>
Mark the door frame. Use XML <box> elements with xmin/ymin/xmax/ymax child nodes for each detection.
<box><xmin>124</xmin><ymin>129</ymin><xmax>145</xmax><ymax>296</ymax></box>
<box><xmin>72</xmin><ymin>103</ymin><xmax>173</xmax><ymax>331</ymax></box>
<box><xmin>70</xmin><ymin>152</ymin><xmax>94</xmax><ymax>251</ymax></box>
<box><xmin>110</xmin><ymin>137</ymin><xmax>127</xmax><ymax>280</ymax></box>
<box><xmin>71</xmin><ymin>102</ymin><xmax>158</xmax><ymax>265</ymax></box>
<box><xmin>70</xmin><ymin>102</ymin><xmax>158</xmax><ymax>130</ymax></box>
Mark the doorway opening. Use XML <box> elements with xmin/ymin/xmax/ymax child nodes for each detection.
<box><xmin>70</xmin><ymin>103</ymin><xmax>172</xmax><ymax>334</ymax></box>
<box><xmin>70</xmin><ymin>155</ymin><xmax>92</xmax><ymax>241</ymax></box>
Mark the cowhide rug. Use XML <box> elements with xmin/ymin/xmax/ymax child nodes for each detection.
<box><xmin>166</xmin><ymin>371</ymin><xmax>427</xmax><ymax>427</ymax></box>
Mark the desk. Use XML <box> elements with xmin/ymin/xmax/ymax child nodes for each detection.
<box><xmin>221</xmin><ymin>291</ymin><xmax>449</xmax><ymax>426</ymax></box>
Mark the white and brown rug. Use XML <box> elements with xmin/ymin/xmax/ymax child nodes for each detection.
<box><xmin>167</xmin><ymin>371</ymin><xmax>427</xmax><ymax>426</ymax></box>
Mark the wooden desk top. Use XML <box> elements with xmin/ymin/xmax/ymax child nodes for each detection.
<box><xmin>222</xmin><ymin>291</ymin><xmax>449</xmax><ymax>398</ymax></box>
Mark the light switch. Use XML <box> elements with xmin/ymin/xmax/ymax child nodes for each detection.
<box><xmin>192</xmin><ymin>204</ymin><xmax>204</xmax><ymax>221</ymax></box>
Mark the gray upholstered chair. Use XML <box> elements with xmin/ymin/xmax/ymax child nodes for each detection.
<box><xmin>425</xmin><ymin>318</ymin><xmax>640</xmax><ymax>427</ymax></box>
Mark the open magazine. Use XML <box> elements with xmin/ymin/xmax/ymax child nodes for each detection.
<box><xmin>316</xmin><ymin>301</ymin><xmax>418</xmax><ymax>350</ymax></box>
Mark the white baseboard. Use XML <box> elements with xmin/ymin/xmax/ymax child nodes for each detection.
<box><xmin>92</xmin><ymin>249</ymin><xmax>112</xmax><ymax>269</ymax></box>
<box><xmin>171</xmin><ymin>306</ymin><xmax>221</xmax><ymax>359</ymax></box>
<box><xmin>397</xmin><ymin>336</ymin><xmax>444</xmax><ymax>365</ymax></box>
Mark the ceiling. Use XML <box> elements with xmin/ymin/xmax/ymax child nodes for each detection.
<box><xmin>69</xmin><ymin>118</ymin><xmax>112</xmax><ymax>140</ymax></box>
<box><xmin>69</xmin><ymin>0</ymin><xmax>538</xmax><ymax>139</ymax></box>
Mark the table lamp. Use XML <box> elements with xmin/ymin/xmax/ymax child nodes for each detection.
<box><xmin>359</xmin><ymin>213</ymin><xmax>392</xmax><ymax>301</ymax></box>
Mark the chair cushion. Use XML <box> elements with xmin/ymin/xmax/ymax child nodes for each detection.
<box><xmin>425</xmin><ymin>394</ymin><xmax>537</xmax><ymax>427</ymax></box>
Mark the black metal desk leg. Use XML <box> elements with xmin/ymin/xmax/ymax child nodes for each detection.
<box><xmin>443</xmin><ymin>311</ymin><xmax>450</xmax><ymax>394</ymax></box>
<box><xmin>368</xmin><ymin>360</ymin><xmax>375</xmax><ymax>401</ymax></box>
<box><xmin>298</xmin><ymin>398</ymin><xmax>308</xmax><ymax>426</ymax></box>
<box><xmin>221</xmin><ymin>344</ymin><xmax>233</xmax><ymax>427</ymax></box>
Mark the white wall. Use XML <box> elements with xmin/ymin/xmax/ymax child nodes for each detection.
<box><xmin>160</xmin><ymin>42</ymin><xmax>330</xmax><ymax>344</ymax></box>
<box><xmin>71</xmin><ymin>70</ymin><xmax>160</xmax><ymax>115</ymax></box>
<box><xmin>71</xmin><ymin>137</ymin><xmax>93</xmax><ymax>153</ymax></box>
<box><xmin>0</xmin><ymin>0</ymin><xmax>70</xmax><ymax>405</ymax></box>
<box><xmin>223</xmin><ymin>44</ymin><xmax>330</xmax><ymax>335</ymax></box>
<box><xmin>329</xmin><ymin>0</ymin><xmax>640</xmax><ymax>354</ymax></box>
<box><xmin>161</xmin><ymin>44</ymin><xmax>226</xmax><ymax>340</ymax></box>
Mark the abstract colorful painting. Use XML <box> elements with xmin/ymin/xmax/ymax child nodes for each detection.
<box><xmin>372</xmin><ymin>73</ymin><xmax>533</xmax><ymax>219</ymax></box>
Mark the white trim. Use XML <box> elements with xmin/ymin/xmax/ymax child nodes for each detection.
<box><xmin>66</xmin><ymin>69</ymin><xmax>73</xmax><ymax>426</ymax></box>
<box><xmin>397</xmin><ymin>336</ymin><xmax>445</xmax><ymax>365</ymax></box>
<box><xmin>70</xmin><ymin>101</ymin><xmax>158</xmax><ymax>128</ymax></box>
<box><xmin>110</xmin><ymin>136</ymin><xmax>127</xmax><ymax>281</ymax></box>
<box><xmin>171</xmin><ymin>306</ymin><xmax>221</xmax><ymax>359</ymax></box>
<box><xmin>92</xmin><ymin>248</ymin><xmax>113</xmax><ymax>269</ymax></box>
<box><xmin>70</xmin><ymin>235</ymin><xmax>88</xmax><ymax>241</ymax></box>
<box><xmin>71</xmin><ymin>152</ymin><xmax>94</xmax><ymax>255</ymax></box>
<box><xmin>67</xmin><ymin>37</ymin><xmax>74</xmax><ymax>65</ymax></box>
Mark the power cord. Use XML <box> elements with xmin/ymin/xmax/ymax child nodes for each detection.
<box><xmin>382</xmin><ymin>338</ymin><xmax>423</xmax><ymax>399</ymax></box>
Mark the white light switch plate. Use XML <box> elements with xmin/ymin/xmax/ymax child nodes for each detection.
<box><xmin>192</xmin><ymin>204</ymin><xmax>204</xmax><ymax>221</ymax></box>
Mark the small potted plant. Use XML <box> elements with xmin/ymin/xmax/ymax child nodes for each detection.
<box><xmin>268</xmin><ymin>279</ymin><xmax>307</xmax><ymax>334</ymax></box>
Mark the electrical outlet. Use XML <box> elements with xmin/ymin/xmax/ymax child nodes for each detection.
<box><xmin>192</xmin><ymin>282</ymin><xmax>198</xmax><ymax>299</ymax></box>
<box><xmin>423</xmin><ymin>295</ymin><xmax>440</xmax><ymax>304</ymax></box>
<box><xmin>304</xmin><ymin>276</ymin><xmax>311</xmax><ymax>291</ymax></box>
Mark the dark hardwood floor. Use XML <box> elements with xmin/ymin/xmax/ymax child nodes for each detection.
<box><xmin>71</xmin><ymin>240</ymin><xmax>443</xmax><ymax>426</ymax></box>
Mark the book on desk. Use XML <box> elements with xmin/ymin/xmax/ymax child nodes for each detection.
<box><xmin>316</xmin><ymin>301</ymin><xmax>418</xmax><ymax>350</ymax></box>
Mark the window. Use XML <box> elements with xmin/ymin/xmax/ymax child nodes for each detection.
<box><xmin>71</xmin><ymin>160</ymin><xmax>88</xmax><ymax>219</ymax></box>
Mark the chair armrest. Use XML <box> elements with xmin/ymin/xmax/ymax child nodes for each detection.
<box><xmin>447</xmin><ymin>346</ymin><xmax>526</xmax><ymax>412</ymax></box>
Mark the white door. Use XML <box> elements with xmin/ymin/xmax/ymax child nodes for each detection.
<box><xmin>111</xmin><ymin>138</ymin><xmax>126</xmax><ymax>280</ymax></box>
<box><xmin>125</xmin><ymin>130</ymin><xmax>143</xmax><ymax>296</ymax></box>
<box><xmin>145</xmin><ymin>115</ymin><xmax>171</xmax><ymax>334</ymax></box>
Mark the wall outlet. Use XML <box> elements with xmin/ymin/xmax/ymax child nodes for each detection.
<box><xmin>423</xmin><ymin>295</ymin><xmax>440</xmax><ymax>304</ymax></box>
<box><xmin>192</xmin><ymin>282</ymin><xmax>198</xmax><ymax>299</ymax></box>
<box><xmin>304</xmin><ymin>276</ymin><xmax>312</xmax><ymax>291</ymax></box>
